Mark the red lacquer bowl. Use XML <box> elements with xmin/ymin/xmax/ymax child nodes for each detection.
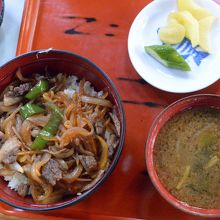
<box><xmin>0</xmin><ymin>49</ymin><xmax>125</xmax><ymax>211</ymax></box>
<box><xmin>146</xmin><ymin>94</ymin><xmax>220</xmax><ymax>217</ymax></box>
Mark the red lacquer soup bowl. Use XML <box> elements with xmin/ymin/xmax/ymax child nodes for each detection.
<box><xmin>0</xmin><ymin>49</ymin><xmax>125</xmax><ymax>211</ymax></box>
<box><xmin>146</xmin><ymin>94</ymin><xmax>220</xmax><ymax>217</ymax></box>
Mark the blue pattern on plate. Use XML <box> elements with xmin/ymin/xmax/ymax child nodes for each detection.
<box><xmin>174</xmin><ymin>38</ymin><xmax>209</xmax><ymax>66</ymax></box>
<box><xmin>158</xmin><ymin>28</ymin><xmax>209</xmax><ymax>66</ymax></box>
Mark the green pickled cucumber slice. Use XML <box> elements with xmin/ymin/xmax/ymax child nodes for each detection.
<box><xmin>144</xmin><ymin>45</ymin><xmax>191</xmax><ymax>71</ymax></box>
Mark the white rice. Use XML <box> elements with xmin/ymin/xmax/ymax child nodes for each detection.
<box><xmin>83</xmin><ymin>81</ymin><xmax>103</xmax><ymax>97</ymax></box>
<box><xmin>64</xmin><ymin>75</ymin><xmax>104</xmax><ymax>98</ymax></box>
<box><xmin>64</xmin><ymin>75</ymin><xmax>79</xmax><ymax>98</ymax></box>
<box><xmin>4</xmin><ymin>172</ymin><xmax>28</xmax><ymax>192</ymax></box>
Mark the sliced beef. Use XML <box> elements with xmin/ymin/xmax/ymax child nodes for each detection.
<box><xmin>8</xmin><ymin>83</ymin><xmax>32</xmax><ymax>97</ymax></box>
<box><xmin>3</xmin><ymin>95</ymin><xmax>22</xmax><ymax>106</ymax></box>
<box><xmin>0</xmin><ymin>137</ymin><xmax>21</xmax><ymax>164</ymax></box>
<box><xmin>2</xmin><ymin>148</ymin><xmax>19</xmax><ymax>164</ymax></box>
<box><xmin>95</xmin><ymin>121</ymin><xmax>105</xmax><ymax>135</ymax></box>
<box><xmin>79</xmin><ymin>155</ymin><xmax>98</xmax><ymax>173</ymax></box>
<box><xmin>104</xmin><ymin>129</ymin><xmax>119</xmax><ymax>157</ymax></box>
<box><xmin>108</xmin><ymin>145</ymin><xmax>114</xmax><ymax>158</ymax></box>
<box><xmin>109</xmin><ymin>111</ymin><xmax>120</xmax><ymax>136</ymax></box>
<box><xmin>17</xmin><ymin>184</ymin><xmax>29</xmax><ymax>197</ymax></box>
<box><xmin>42</xmin><ymin>159</ymin><xmax>62</xmax><ymax>186</ymax></box>
<box><xmin>3</xmin><ymin>83</ymin><xmax>32</xmax><ymax>107</ymax></box>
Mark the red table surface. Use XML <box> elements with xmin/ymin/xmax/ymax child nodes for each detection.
<box><xmin>1</xmin><ymin>0</ymin><xmax>220</xmax><ymax>219</ymax></box>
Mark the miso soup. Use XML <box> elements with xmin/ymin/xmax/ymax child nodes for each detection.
<box><xmin>154</xmin><ymin>108</ymin><xmax>220</xmax><ymax>209</ymax></box>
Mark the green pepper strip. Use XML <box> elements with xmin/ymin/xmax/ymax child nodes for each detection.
<box><xmin>20</xmin><ymin>103</ymin><xmax>44</xmax><ymax>120</ymax></box>
<box><xmin>30</xmin><ymin>104</ymin><xmax>64</xmax><ymax>150</ymax></box>
<box><xmin>46</xmin><ymin>102</ymin><xmax>64</xmax><ymax>118</ymax></box>
<box><xmin>25</xmin><ymin>80</ymin><xmax>49</xmax><ymax>100</ymax></box>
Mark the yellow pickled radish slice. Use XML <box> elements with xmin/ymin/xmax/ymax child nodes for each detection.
<box><xmin>169</xmin><ymin>11</ymin><xmax>199</xmax><ymax>47</ymax></box>
<box><xmin>159</xmin><ymin>23</ymin><xmax>185</xmax><ymax>44</ymax></box>
<box><xmin>168</xmin><ymin>17</ymin><xmax>180</xmax><ymax>25</ymax></box>
<box><xmin>177</xmin><ymin>0</ymin><xmax>212</xmax><ymax>20</ymax></box>
<box><xmin>199</xmin><ymin>16</ymin><xmax>216</xmax><ymax>52</ymax></box>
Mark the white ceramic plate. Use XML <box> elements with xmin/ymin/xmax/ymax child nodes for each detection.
<box><xmin>128</xmin><ymin>0</ymin><xmax>220</xmax><ymax>93</ymax></box>
<box><xmin>0</xmin><ymin>0</ymin><xmax>25</xmax><ymax>66</ymax></box>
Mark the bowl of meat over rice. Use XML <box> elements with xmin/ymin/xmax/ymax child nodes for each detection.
<box><xmin>0</xmin><ymin>49</ymin><xmax>125</xmax><ymax>211</ymax></box>
<box><xmin>146</xmin><ymin>94</ymin><xmax>220</xmax><ymax>217</ymax></box>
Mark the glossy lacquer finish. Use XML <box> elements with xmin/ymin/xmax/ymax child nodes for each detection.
<box><xmin>1</xmin><ymin>0</ymin><xmax>220</xmax><ymax>219</ymax></box>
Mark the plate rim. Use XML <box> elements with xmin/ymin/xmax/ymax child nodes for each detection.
<box><xmin>128</xmin><ymin>0</ymin><xmax>220</xmax><ymax>93</ymax></box>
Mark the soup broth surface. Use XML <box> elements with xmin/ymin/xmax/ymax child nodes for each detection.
<box><xmin>154</xmin><ymin>108</ymin><xmax>220</xmax><ymax>209</ymax></box>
